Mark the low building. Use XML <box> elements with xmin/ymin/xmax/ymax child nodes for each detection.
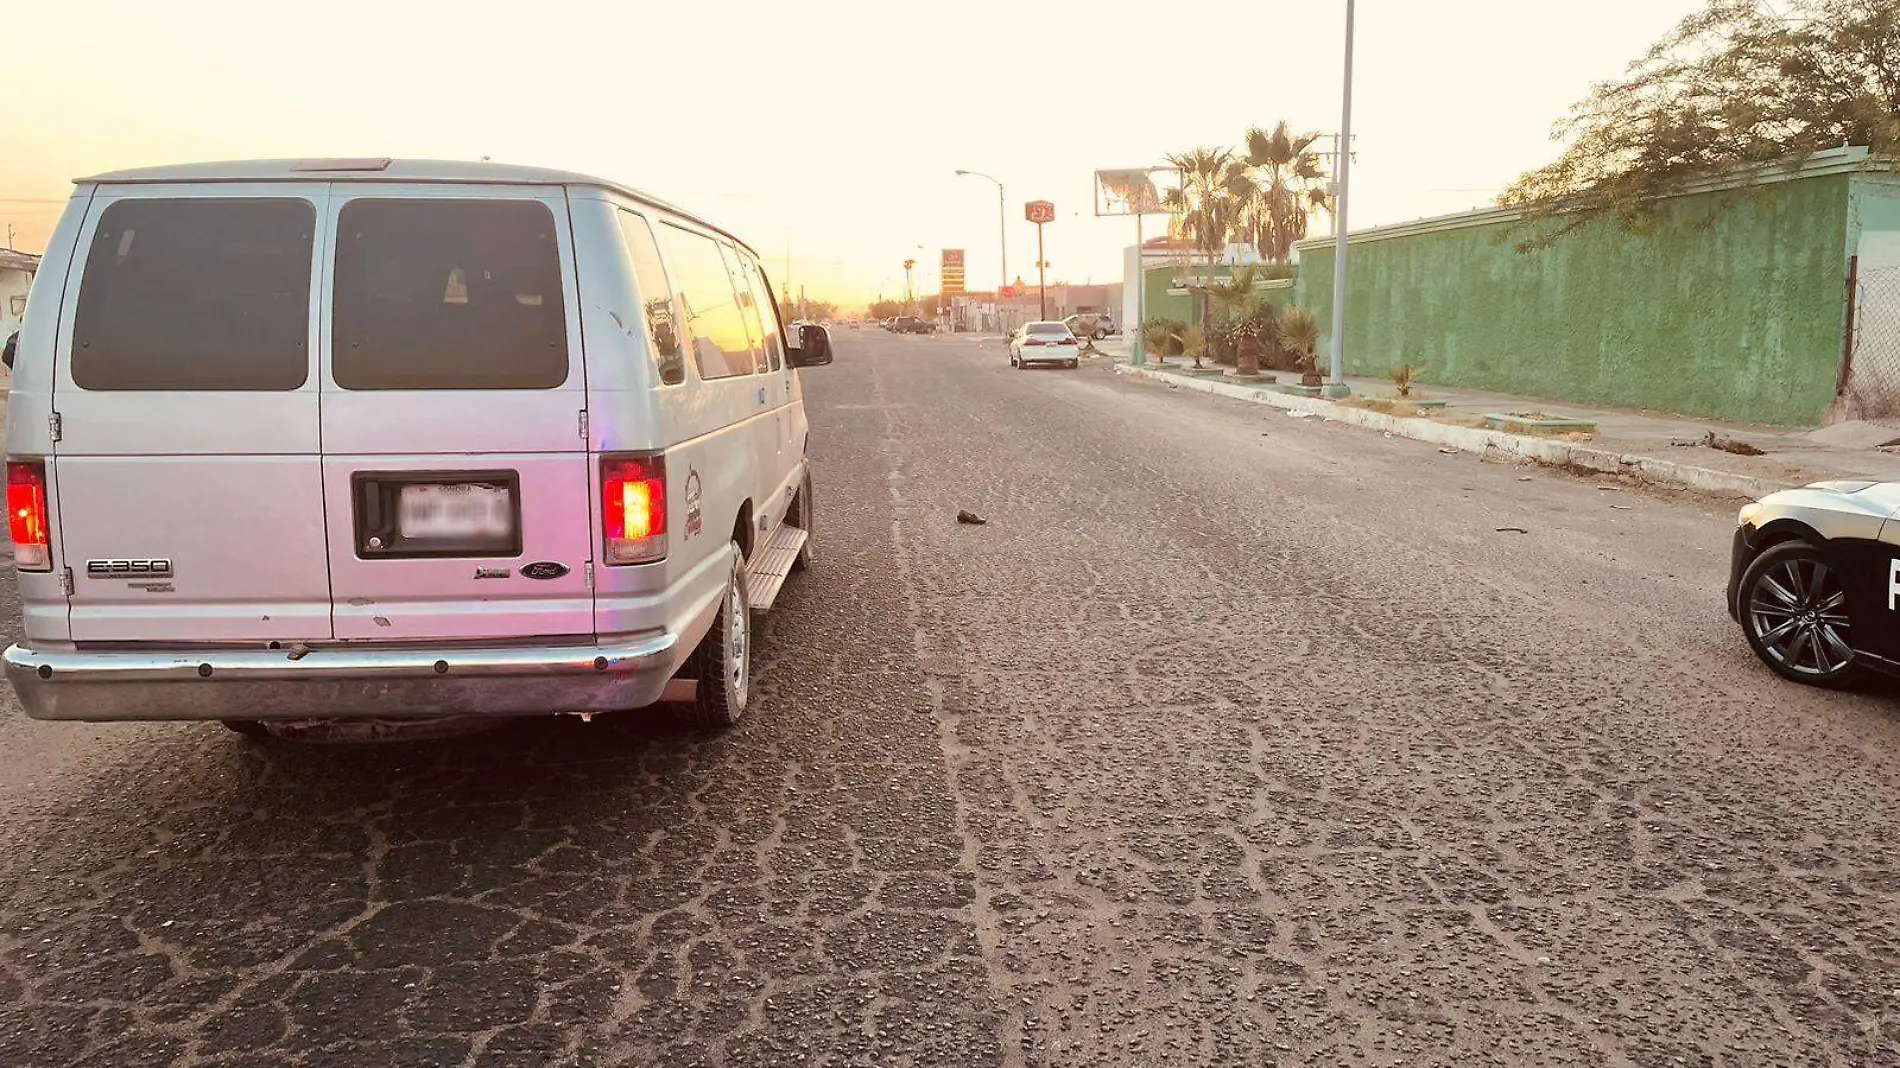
<box><xmin>0</xmin><ymin>249</ymin><xmax>38</xmax><ymax>343</ymax></box>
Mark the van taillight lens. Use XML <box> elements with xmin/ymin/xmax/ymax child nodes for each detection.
<box><xmin>602</xmin><ymin>454</ymin><xmax>666</xmax><ymax>565</ymax></box>
<box><xmin>7</xmin><ymin>461</ymin><xmax>50</xmax><ymax>572</ymax></box>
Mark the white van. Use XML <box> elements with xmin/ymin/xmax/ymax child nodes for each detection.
<box><xmin>1</xmin><ymin>158</ymin><xmax>832</xmax><ymax>735</ymax></box>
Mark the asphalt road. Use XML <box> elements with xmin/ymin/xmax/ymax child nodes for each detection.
<box><xmin>3</xmin><ymin>331</ymin><xmax>1899</xmax><ymax>1068</ymax></box>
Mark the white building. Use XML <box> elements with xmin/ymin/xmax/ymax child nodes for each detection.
<box><xmin>0</xmin><ymin>249</ymin><xmax>39</xmax><ymax>343</ymax></box>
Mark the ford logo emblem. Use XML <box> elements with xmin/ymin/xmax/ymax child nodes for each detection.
<box><xmin>520</xmin><ymin>561</ymin><xmax>570</xmax><ymax>580</ymax></box>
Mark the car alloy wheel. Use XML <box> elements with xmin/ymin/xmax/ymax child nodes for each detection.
<box><xmin>1742</xmin><ymin>543</ymin><xmax>1856</xmax><ymax>684</ymax></box>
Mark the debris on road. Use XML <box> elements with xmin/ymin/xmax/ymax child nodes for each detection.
<box><xmin>1673</xmin><ymin>430</ymin><xmax>1766</xmax><ymax>455</ymax></box>
<box><xmin>1438</xmin><ymin>447</ymin><xmax>1457</xmax><ymax>454</ymax></box>
<box><xmin>1287</xmin><ymin>410</ymin><xmax>1316</xmax><ymax>419</ymax></box>
<box><xmin>1496</xmin><ymin>526</ymin><xmax>1529</xmax><ymax>534</ymax></box>
<box><xmin>957</xmin><ymin>510</ymin><xmax>988</xmax><ymax>526</ymax></box>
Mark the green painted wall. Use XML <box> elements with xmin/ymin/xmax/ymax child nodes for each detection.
<box><xmin>1294</xmin><ymin>173</ymin><xmax>1854</xmax><ymax>425</ymax></box>
<box><xmin>1139</xmin><ymin>266</ymin><xmax>1294</xmax><ymax>327</ymax></box>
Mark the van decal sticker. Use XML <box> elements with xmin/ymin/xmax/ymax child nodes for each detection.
<box><xmin>684</xmin><ymin>469</ymin><xmax>704</xmax><ymax>540</ymax></box>
<box><xmin>474</xmin><ymin>566</ymin><xmax>510</xmax><ymax>580</ymax></box>
<box><xmin>520</xmin><ymin>561</ymin><xmax>569</xmax><ymax>580</ymax></box>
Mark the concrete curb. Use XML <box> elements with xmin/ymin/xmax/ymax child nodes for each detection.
<box><xmin>1117</xmin><ymin>364</ymin><xmax>1788</xmax><ymax>500</ymax></box>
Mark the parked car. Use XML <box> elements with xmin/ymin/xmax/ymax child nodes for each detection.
<box><xmin>1010</xmin><ymin>321</ymin><xmax>1081</xmax><ymax>369</ymax></box>
<box><xmin>1728</xmin><ymin>479</ymin><xmax>1900</xmax><ymax>687</ymax></box>
<box><xmin>2</xmin><ymin>158</ymin><xmax>835</xmax><ymax>738</ymax></box>
<box><xmin>1064</xmin><ymin>313</ymin><xmax>1117</xmax><ymax>340</ymax></box>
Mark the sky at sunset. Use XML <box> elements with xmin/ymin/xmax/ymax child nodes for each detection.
<box><xmin>2</xmin><ymin>0</ymin><xmax>1706</xmax><ymax>308</ymax></box>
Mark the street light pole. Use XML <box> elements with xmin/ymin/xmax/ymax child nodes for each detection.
<box><xmin>1328</xmin><ymin>0</ymin><xmax>1355</xmax><ymax>395</ymax></box>
<box><xmin>955</xmin><ymin>169</ymin><xmax>1007</xmax><ymax>297</ymax></box>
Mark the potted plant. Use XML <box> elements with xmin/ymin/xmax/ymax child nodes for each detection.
<box><xmin>1142</xmin><ymin>318</ymin><xmax>1171</xmax><ymax>364</ymax></box>
<box><xmin>1164</xmin><ymin>319</ymin><xmax>1188</xmax><ymax>364</ymax></box>
<box><xmin>1183</xmin><ymin>324</ymin><xmax>1208</xmax><ymax>370</ymax></box>
<box><xmin>1237</xmin><ymin>300</ymin><xmax>1280</xmax><ymax>379</ymax></box>
<box><xmin>1072</xmin><ymin>313</ymin><xmax>1103</xmax><ymax>357</ymax></box>
<box><xmin>1280</xmin><ymin>306</ymin><xmax>1322</xmax><ymax>386</ymax></box>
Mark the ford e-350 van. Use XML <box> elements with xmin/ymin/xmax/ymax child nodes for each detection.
<box><xmin>2</xmin><ymin>158</ymin><xmax>832</xmax><ymax>735</ymax></box>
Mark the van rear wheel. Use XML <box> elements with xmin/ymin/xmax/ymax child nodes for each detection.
<box><xmin>679</xmin><ymin>543</ymin><xmax>752</xmax><ymax>729</ymax></box>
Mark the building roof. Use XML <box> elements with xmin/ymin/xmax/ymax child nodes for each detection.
<box><xmin>0</xmin><ymin>249</ymin><xmax>39</xmax><ymax>273</ymax></box>
<box><xmin>75</xmin><ymin>158</ymin><xmax>753</xmax><ymax>255</ymax></box>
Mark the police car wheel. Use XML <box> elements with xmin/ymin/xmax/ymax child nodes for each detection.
<box><xmin>1739</xmin><ymin>540</ymin><xmax>1861</xmax><ymax>687</ymax></box>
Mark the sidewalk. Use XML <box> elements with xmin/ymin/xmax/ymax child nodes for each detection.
<box><xmin>1092</xmin><ymin>337</ymin><xmax>1900</xmax><ymax>498</ymax></box>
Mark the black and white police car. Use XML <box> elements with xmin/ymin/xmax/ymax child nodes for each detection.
<box><xmin>1731</xmin><ymin>480</ymin><xmax>1900</xmax><ymax>686</ymax></box>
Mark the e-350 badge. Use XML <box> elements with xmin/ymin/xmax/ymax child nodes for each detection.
<box><xmin>87</xmin><ymin>559</ymin><xmax>173</xmax><ymax>579</ymax></box>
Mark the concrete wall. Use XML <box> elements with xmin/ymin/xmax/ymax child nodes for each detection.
<box><xmin>1295</xmin><ymin>171</ymin><xmax>1858</xmax><ymax>426</ymax></box>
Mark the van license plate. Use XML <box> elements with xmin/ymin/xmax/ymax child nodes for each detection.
<box><xmin>398</xmin><ymin>483</ymin><xmax>514</xmax><ymax>540</ymax></box>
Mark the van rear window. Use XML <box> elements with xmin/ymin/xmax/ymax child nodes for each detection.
<box><xmin>71</xmin><ymin>198</ymin><xmax>314</xmax><ymax>391</ymax></box>
<box><xmin>332</xmin><ymin>199</ymin><xmax>568</xmax><ymax>390</ymax></box>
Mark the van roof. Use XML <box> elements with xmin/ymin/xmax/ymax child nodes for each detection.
<box><xmin>76</xmin><ymin>158</ymin><xmax>757</xmax><ymax>256</ymax></box>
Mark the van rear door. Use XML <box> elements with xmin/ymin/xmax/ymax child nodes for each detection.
<box><xmin>318</xmin><ymin>188</ymin><xmax>595</xmax><ymax>642</ymax></box>
<box><xmin>52</xmin><ymin>186</ymin><xmax>333</xmax><ymax>643</ymax></box>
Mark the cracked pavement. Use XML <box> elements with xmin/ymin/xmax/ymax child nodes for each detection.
<box><xmin>2</xmin><ymin>331</ymin><xmax>1899</xmax><ymax>1066</ymax></box>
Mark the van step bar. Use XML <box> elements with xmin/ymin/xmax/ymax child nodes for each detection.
<box><xmin>745</xmin><ymin>525</ymin><xmax>808</xmax><ymax>611</ymax></box>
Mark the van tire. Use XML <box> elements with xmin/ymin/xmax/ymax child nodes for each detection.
<box><xmin>680</xmin><ymin>543</ymin><xmax>752</xmax><ymax>729</ymax></box>
<box><xmin>789</xmin><ymin>471</ymin><xmax>814</xmax><ymax>572</ymax></box>
<box><xmin>219</xmin><ymin>720</ymin><xmax>271</xmax><ymax>740</ymax></box>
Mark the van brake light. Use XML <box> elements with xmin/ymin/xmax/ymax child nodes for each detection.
<box><xmin>7</xmin><ymin>461</ymin><xmax>50</xmax><ymax>572</ymax></box>
<box><xmin>602</xmin><ymin>454</ymin><xmax>666</xmax><ymax>565</ymax></box>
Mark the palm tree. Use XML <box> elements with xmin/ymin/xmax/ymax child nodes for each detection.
<box><xmin>1236</xmin><ymin>122</ymin><xmax>1332</xmax><ymax>264</ymax></box>
<box><xmin>1164</xmin><ymin>147</ymin><xmax>1245</xmax><ymax>329</ymax></box>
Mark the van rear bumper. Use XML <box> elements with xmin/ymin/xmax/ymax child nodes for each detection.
<box><xmin>2</xmin><ymin>633</ymin><xmax>684</xmax><ymax>722</ymax></box>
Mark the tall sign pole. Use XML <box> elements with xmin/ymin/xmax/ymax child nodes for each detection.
<box><xmin>940</xmin><ymin>249</ymin><xmax>966</xmax><ymax>331</ymax></box>
<box><xmin>1025</xmin><ymin>200</ymin><xmax>1055</xmax><ymax>320</ymax></box>
<box><xmin>1328</xmin><ymin>0</ymin><xmax>1356</xmax><ymax>395</ymax></box>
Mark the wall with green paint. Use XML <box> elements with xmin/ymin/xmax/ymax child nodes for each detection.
<box><xmin>1139</xmin><ymin>266</ymin><xmax>1294</xmax><ymax>327</ymax></box>
<box><xmin>1294</xmin><ymin>172</ymin><xmax>1855</xmax><ymax>425</ymax></box>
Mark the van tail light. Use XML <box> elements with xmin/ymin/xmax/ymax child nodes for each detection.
<box><xmin>602</xmin><ymin>454</ymin><xmax>666</xmax><ymax>565</ymax></box>
<box><xmin>7</xmin><ymin>460</ymin><xmax>50</xmax><ymax>572</ymax></box>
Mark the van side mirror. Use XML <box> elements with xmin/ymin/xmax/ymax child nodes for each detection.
<box><xmin>789</xmin><ymin>323</ymin><xmax>833</xmax><ymax>368</ymax></box>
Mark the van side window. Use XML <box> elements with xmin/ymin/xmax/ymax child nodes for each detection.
<box><xmin>747</xmin><ymin>262</ymin><xmax>784</xmax><ymax>372</ymax></box>
<box><xmin>72</xmin><ymin>198</ymin><xmax>313</xmax><ymax>391</ymax></box>
<box><xmin>717</xmin><ymin>243</ymin><xmax>768</xmax><ymax>375</ymax></box>
<box><xmin>333</xmin><ymin>199</ymin><xmax>567</xmax><ymax>390</ymax></box>
<box><xmin>657</xmin><ymin>224</ymin><xmax>754</xmax><ymax>381</ymax></box>
<box><xmin>615</xmin><ymin>210</ymin><xmax>685</xmax><ymax>385</ymax></box>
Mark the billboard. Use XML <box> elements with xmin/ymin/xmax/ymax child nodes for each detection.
<box><xmin>1093</xmin><ymin>168</ymin><xmax>1181</xmax><ymax>217</ymax></box>
<box><xmin>941</xmin><ymin>249</ymin><xmax>966</xmax><ymax>293</ymax></box>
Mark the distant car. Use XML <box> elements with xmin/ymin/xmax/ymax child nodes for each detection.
<box><xmin>1009</xmin><ymin>321</ymin><xmax>1080</xmax><ymax>369</ymax></box>
<box><xmin>1729</xmin><ymin>480</ymin><xmax>1900</xmax><ymax>688</ymax></box>
<box><xmin>1064</xmin><ymin>314</ymin><xmax>1117</xmax><ymax>340</ymax></box>
<box><xmin>891</xmin><ymin>316</ymin><xmax>937</xmax><ymax>334</ymax></box>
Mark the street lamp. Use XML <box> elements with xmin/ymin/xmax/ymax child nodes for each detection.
<box><xmin>1327</xmin><ymin>0</ymin><xmax>1356</xmax><ymax>396</ymax></box>
<box><xmin>955</xmin><ymin>169</ymin><xmax>1007</xmax><ymax>296</ymax></box>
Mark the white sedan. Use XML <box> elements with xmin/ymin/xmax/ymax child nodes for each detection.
<box><xmin>1008</xmin><ymin>321</ymin><xmax>1082</xmax><ymax>370</ymax></box>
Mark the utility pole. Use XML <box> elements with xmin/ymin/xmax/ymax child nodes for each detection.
<box><xmin>4</xmin><ymin>223</ymin><xmax>13</xmax><ymax>251</ymax></box>
<box><xmin>1328</xmin><ymin>0</ymin><xmax>1356</xmax><ymax>396</ymax></box>
<box><xmin>954</xmin><ymin>170</ymin><xmax>1007</xmax><ymax>295</ymax></box>
<box><xmin>903</xmin><ymin>259</ymin><xmax>916</xmax><ymax>315</ymax></box>
<box><xmin>1036</xmin><ymin>227</ymin><xmax>1047</xmax><ymax>320</ymax></box>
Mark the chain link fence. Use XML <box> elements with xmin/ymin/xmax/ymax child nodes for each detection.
<box><xmin>1839</xmin><ymin>265</ymin><xmax>1900</xmax><ymax>423</ymax></box>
